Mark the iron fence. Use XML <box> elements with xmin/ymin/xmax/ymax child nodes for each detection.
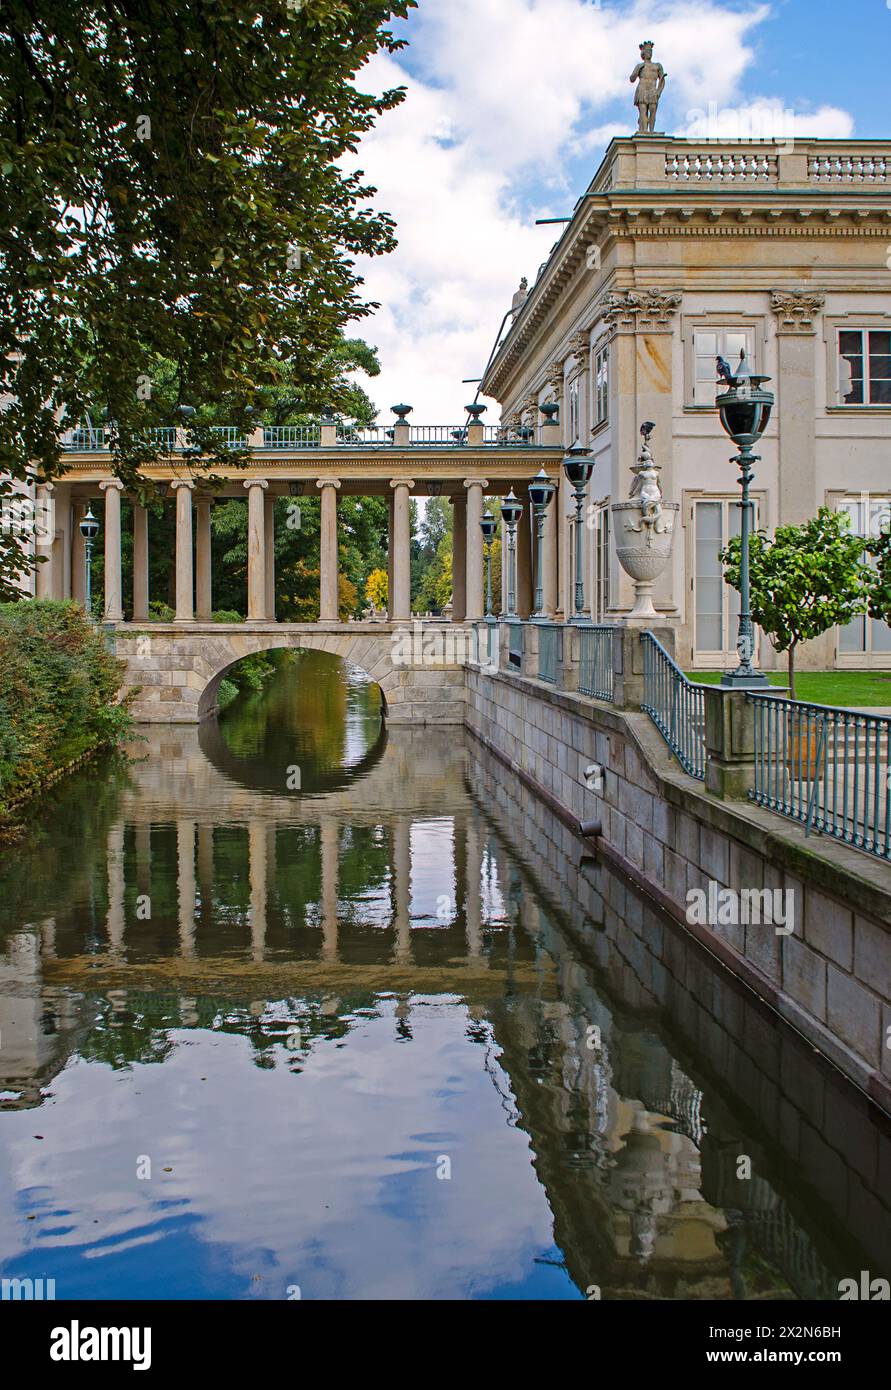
<box><xmin>749</xmin><ymin>694</ymin><xmax>891</xmax><ymax>861</ymax></box>
<box><xmin>578</xmin><ymin>625</ymin><xmax>614</xmax><ymax>701</ymax></box>
<box><xmin>263</xmin><ymin>425</ymin><xmax>320</xmax><ymax>448</ymax></box>
<box><xmin>507</xmin><ymin>620</ymin><xmax>524</xmax><ymax>669</ymax></box>
<box><xmin>336</xmin><ymin>424</ymin><xmax>394</xmax><ymax>446</ymax></box>
<box><xmin>410</xmin><ymin>425</ymin><xmax>467</xmax><ymax>445</ymax></box>
<box><xmin>641</xmin><ymin>632</ymin><xmax>708</xmax><ymax>780</ymax></box>
<box><xmin>537</xmin><ymin>623</ymin><xmax>561</xmax><ymax>684</ymax></box>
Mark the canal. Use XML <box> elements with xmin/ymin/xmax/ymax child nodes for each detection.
<box><xmin>0</xmin><ymin>651</ymin><xmax>888</xmax><ymax>1300</ymax></box>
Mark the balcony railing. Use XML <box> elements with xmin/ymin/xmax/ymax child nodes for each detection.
<box><xmin>263</xmin><ymin>425</ymin><xmax>320</xmax><ymax>449</ymax></box>
<box><xmin>641</xmin><ymin>632</ymin><xmax>708</xmax><ymax>781</ymax></box>
<box><xmin>537</xmin><ymin>624</ymin><xmax>561</xmax><ymax>684</ymax></box>
<box><xmin>749</xmin><ymin>694</ymin><xmax>891</xmax><ymax>861</ymax></box>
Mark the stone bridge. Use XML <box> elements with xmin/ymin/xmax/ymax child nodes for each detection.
<box><xmin>113</xmin><ymin>619</ymin><xmax>471</xmax><ymax>724</ymax></box>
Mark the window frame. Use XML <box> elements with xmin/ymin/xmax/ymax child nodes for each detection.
<box><xmin>681</xmin><ymin>313</ymin><xmax>766</xmax><ymax>411</ymax></box>
<box><xmin>835</xmin><ymin>327</ymin><xmax>891</xmax><ymax>408</ymax></box>
<box><xmin>591</xmin><ymin>342</ymin><xmax>609</xmax><ymax>433</ymax></box>
<box><xmin>823</xmin><ymin>313</ymin><xmax>891</xmax><ymax>413</ymax></box>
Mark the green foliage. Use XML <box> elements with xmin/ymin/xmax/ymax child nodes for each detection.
<box><xmin>0</xmin><ymin>600</ymin><xmax>131</xmax><ymax>812</ymax></box>
<box><xmin>721</xmin><ymin>507</ymin><xmax>870</xmax><ymax>698</ymax></box>
<box><xmin>0</xmin><ymin>0</ymin><xmax>413</xmax><ymax>592</ymax></box>
<box><xmin>413</xmin><ymin>496</ymin><xmax>453</xmax><ymax>612</ymax></box>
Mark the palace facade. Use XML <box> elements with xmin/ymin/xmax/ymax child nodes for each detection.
<box><xmin>481</xmin><ymin>136</ymin><xmax>891</xmax><ymax>671</ymax></box>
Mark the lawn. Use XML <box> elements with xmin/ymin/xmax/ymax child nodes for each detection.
<box><xmin>685</xmin><ymin>670</ymin><xmax>891</xmax><ymax>708</ymax></box>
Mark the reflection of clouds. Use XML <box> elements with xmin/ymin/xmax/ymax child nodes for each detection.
<box><xmin>0</xmin><ymin>1000</ymin><xmax>559</xmax><ymax>1300</ymax></box>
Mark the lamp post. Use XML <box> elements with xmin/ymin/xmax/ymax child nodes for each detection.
<box><xmin>480</xmin><ymin>508</ymin><xmax>497</xmax><ymax>621</ymax></box>
<box><xmin>500</xmin><ymin>490</ymin><xmax>523</xmax><ymax>618</ymax></box>
<box><xmin>79</xmin><ymin>505</ymin><xmax>100</xmax><ymax>616</ymax></box>
<box><xmin>563</xmin><ymin>444</ymin><xmax>594</xmax><ymax>623</ymax></box>
<box><xmin>528</xmin><ymin>468</ymin><xmax>556</xmax><ymax>619</ymax></box>
<box><xmin>716</xmin><ymin>351</ymin><xmax>774</xmax><ymax>688</ymax></box>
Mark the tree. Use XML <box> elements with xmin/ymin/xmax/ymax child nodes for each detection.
<box><xmin>0</xmin><ymin>0</ymin><xmax>413</xmax><ymax>595</ymax></box>
<box><xmin>720</xmin><ymin>507</ymin><xmax>870</xmax><ymax>698</ymax></box>
<box><xmin>365</xmin><ymin>568</ymin><xmax>388</xmax><ymax>610</ymax></box>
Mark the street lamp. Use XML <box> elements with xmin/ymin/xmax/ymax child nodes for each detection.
<box><xmin>528</xmin><ymin>468</ymin><xmax>556</xmax><ymax>619</ymax></box>
<box><xmin>716</xmin><ymin>350</ymin><xmax>774</xmax><ymax>688</ymax></box>
<box><xmin>480</xmin><ymin>507</ymin><xmax>497</xmax><ymax>621</ymax></box>
<box><xmin>563</xmin><ymin>444</ymin><xmax>594</xmax><ymax>623</ymax></box>
<box><xmin>79</xmin><ymin>505</ymin><xmax>100</xmax><ymax>616</ymax></box>
<box><xmin>500</xmin><ymin>490</ymin><xmax>523</xmax><ymax>618</ymax></box>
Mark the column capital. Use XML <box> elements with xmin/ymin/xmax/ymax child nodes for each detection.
<box><xmin>99</xmin><ymin>477</ymin><xmax>125</xmax><ymax>493</ymax></box>
<box><xmin>35</xmin><ymin>480</ymin><xmax>55</xmax><ymax>494</ymax></box>
<box><xmin>170</xmin><ymin>478</ymin><xmax>195</xmax><ymax>492</ymax></box>
<box><xmin>770</xmin><ymin>288</ymin><xmax>826</xmax><ymax>334</ymax></box>
<box><xmin>463</xmin><ymin>478</ymin><xmax>489</xmax><ymax>491</ymax></box>
<box><xmin>243</xmin><ymin>478</ymin><xmax>269</xmax><ymax>492</ymax></box>
<box><xmin>389</xmin><ymin>478</ymin><xmax>415</xmax><ymax>491</ymax></box>
<box><xmin>316</xmin><ymin>477</ymin><xmax>341</xmax><ymax>491</ymax></box>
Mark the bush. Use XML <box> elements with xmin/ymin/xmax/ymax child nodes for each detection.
<box><xmin>0</xmin><ymin>600</ymin><xmax>131</xmax><ymax>813</ymax></box>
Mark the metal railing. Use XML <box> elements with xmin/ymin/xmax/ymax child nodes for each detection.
<box><xmin>262</xmin><ymin>425</ymin><xmax>320</xmax><ymax>448</ymax></box>
<box><xmin>537</xmin><ymin>624</ymin><xmax>561</xmax><ymax>684</ymax></box>
<box><xmin>507</xmin><ymin>619</ymin><xmax>524</xmax><ymax>669</ymax></box>
<box><xmin>209</xmin><ymin>425</ymin><xmax>247</xmax><ymax>449</ymax></box>
<box><xmin>410</xmin><ymin>425</ymin><xmax>467</xmax><ymax>445</ymax></box>
<box><xmin>749</xmin><ymin>694</ymin><xmax>891</xmax><ymax>861</ymax></box>
<box><xmin>336</xmin><ymin>424</ymin><xmax>394</xmax><ymax>446</ymax></box>
<box><xmin>578</xmin><ymin>625</ymin><xmax>614</xmax><ymax>701</ymax></box>
<box><xmin>641</xmin><ymin>632</ymin><xmax>708</xmax><ymax>780</ymax></box>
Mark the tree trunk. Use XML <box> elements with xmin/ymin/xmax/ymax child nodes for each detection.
<box><xmin>788</xmin><ymin>644</ymin><xmax>796</xmax><ymax>701</ymax></box>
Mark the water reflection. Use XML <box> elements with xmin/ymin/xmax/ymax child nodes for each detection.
<box><xmin>0</xmin><ymin>656</ymin><xmax>889</xmax><ymax>1300</ymax></box>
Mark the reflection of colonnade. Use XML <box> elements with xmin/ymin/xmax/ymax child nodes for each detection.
<box><xmin>96</xmin><ymin>806</ymin><xmax>494</xmax><ymax>970</ymax></box>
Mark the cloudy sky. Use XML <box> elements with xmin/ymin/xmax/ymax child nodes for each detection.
<box><xmin>345</xmin><ymin>0</ymin><xmax>882</xmax><ymax>423</ymax></box>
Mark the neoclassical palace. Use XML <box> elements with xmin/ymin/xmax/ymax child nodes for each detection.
<box><xmin>12</xmin><ymin>133</ymin><xmax>891</xmax><ymax>673</ymax></box>
<box><xmin>483</xmin><ymin>135</ymin><xmax>891</xmax><ymax>670</ymax></box>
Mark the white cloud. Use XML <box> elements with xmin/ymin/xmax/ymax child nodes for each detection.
<box><xmin>345</xmin><ymin>0</ymin><xmax>854</xmax><ymax>423</ymax></box>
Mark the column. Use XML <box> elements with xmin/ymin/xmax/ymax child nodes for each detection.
<box><xmin>71</xmin><ymin>501</ymin><xmax>87</xmax><ymax>607</ymax></box>
<box><xmin>132</xmin><ymin>503</ymin><xmax>149</xmax><ymax>621</ymax></box>
<box><xmin>320</xmin><ymin>816</ymin><xmax>339</xmax><ymax>961</ymax></box>
<box><xmin>387</xmin><ymin>489</ymin><xmax>395</xmax><ymax>616</ymax></box>
<box><xmin>243</xmin><ymin>479</ymin><xmax>268</xmax><ymax>621</ymax></box>
<box><xmin>264</xmin><ymin>494</ymin><xmax>276</xmax><ymax>622</ymax></box>
<box><xmin>196</xmin><ymin>499</ymin><xmax>213</xmax><ymax>620</ymax></box>
<box><xmin>389</xmin><ymin>479</ymin><xmax>414</xmax><ymax>622</ymax></box>
<box><xmin>171</xmin><ymin>480</ymin><xmax>194</xmax><ymax>623</ymax></box>
<box><xmin>197</xmin><ymin>824</ymin><xmax>214</xmax><ymax>916</ymax></box>
<box><xmin>34</xmin><ymin>483</ymin><xmax>54</xmax><ymax>599</ymax></box>
<box><xmin>516</xmin><ymin>488</ymin><xmax>533</xmax><ymax>618</ymax></box>
<box><xmin>317</xmin><ymin>478</ymin><xmax>341</xmax><ymax>622</ymax></box>
<box><xmin>177</xmin><ymin>819</ymin><xmax>196</xmax><ymax>959</ymax></box>
<box><xmin>99</xmin><ymin>478</ymin><xmax>124</xmax><ymax>621</ymax></box>
<box><xmin>248</xmin><ymin>819</ymin><xmax>267</xmax><ymax>962</ymax></box>
<box><xmin>772</xmin><ymin>294</ymin><xmax>821</xmax><ymax>525</ymax></box>
<box><xmin>451</xmin><ymin>495</ymin><xmax>467</xmax><ymax>621</ymax></box>
<box><xmin>135</xmin><ymin>822</ymin><xmax>152</xmax><ymax>898</ymax></box>
<box><xmin>464</xmin><ymin>478</ymin><xmax>488</xmax><ymax>622</ymax></box>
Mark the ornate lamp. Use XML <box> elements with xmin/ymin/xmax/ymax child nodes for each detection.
<box><xmin>563</xmin><ymin>445</ymin><xmax>594</xmax><ymax>622</ymax></box>
<box><xmin>500</xmin><ymin>490</ymin><xmax>523</xmax><ymax>618</ymax></box>
<box><xmin>716</xmin><ymin>351</ymin><xmax>774</xmax><ymax>688</ymax></box>
<box><xmin>480</xmin><ymin>507</ymin><xmax>497</xmax><ymax>621</ymax></box>
<box><xmin>79</xmin><ymin>505</ymin><xmax>100</xmax><ymax>614</ymax></box>
<box><xmin>528</xmin><ymin>469</ymin><xmax>556</xmax><ymax>618</ymax></box>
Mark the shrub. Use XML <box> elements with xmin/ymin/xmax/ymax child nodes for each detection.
<box><xmin>0</xmin><ymin>600</ymin><xmax>131</xmax><ymax>812</ymax></box>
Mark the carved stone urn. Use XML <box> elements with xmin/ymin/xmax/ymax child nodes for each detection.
<box><xmin>611</xmin><ymin>424</ymin><xmax>678</xmax><ymax>620</ymax></box>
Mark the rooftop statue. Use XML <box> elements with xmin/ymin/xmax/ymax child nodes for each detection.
<box><xmin>630</xmin><ymin>40</ymin><xmax>666</xmax><ymax>135</ymax></box>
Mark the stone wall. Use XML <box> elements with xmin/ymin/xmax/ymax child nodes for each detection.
<box><xmin>465</xmin><ymin>659</ymin><xmax>891</xmax><ymax>1116</ymax></box>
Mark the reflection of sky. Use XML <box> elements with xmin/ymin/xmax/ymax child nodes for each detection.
<box><xmin>410</xmin><ymin>819</ymin><xmax>456</xmax><ymax>926</ymax></box>
<box><xmin>0</xmin><ymin>998</ymin><xmax>578</xmax><ymax>1300</ymax></box>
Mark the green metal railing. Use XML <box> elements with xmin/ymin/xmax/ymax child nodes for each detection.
<box><xmin>578</xmin><ymin>625</ymin><xmax>614</xmax><ymax>701</ymax></box>
<box><xmin>749</xmin><ymin>694</ymin><xmax>891</xmax><ymax>860</ymax></box>
<box><xmin>507</xmin><ymin>620</ymin><xmax>524</xmax><ymax>669</ymax></box>
<box><xmin>263</xmin><ymin>425</ymin><xmax>320</xmax><ymax>448</ymax></box>
<box><xmin>538</xmin><ymin>624</ymin><xmax>561</xmax><ymax>684</ymax></box>
<box><xmin>641</xmin><ymin>632</ymin><xmax>708</xmax><ymax>780</ymax></box>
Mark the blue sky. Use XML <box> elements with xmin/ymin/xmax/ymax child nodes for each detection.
<box><xmin>351</xmin><ymin>0</ymin><xmax>887</xmax><ymax>420</ymax></box>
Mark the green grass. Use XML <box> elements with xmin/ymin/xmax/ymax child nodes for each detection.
<box><xmin>686</xmin><ymin>670</ymin><xmax>891</xmax><ymax>708</ymax></box>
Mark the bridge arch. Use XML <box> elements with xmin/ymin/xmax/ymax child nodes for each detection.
<box><xmin>195</xmin><ymin>630</ymin><xmax>398</xmax><ymax>721</ymax></box>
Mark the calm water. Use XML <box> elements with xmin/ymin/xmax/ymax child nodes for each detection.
<box><xmin>0</xmin><ymin>650</ymin><xmax>889</xmax><ymax>1301</ymax></box>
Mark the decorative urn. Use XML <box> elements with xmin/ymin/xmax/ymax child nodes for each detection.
<box><xmin>610</xmin><ymin>423</ymin><xmax>679</xmax><ymax>620</ymax></box>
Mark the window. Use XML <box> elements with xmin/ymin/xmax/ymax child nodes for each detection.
<box><xmin>692</xmin><ymin>497</ymin><xmax>760</xmax><ymax>663</ymax></box>
<box><xmin>591</xmin><ymin>501</ymin><xmax>610</xmax><ymax>620</ymax></box>
<box><xmin>691</xmin><ymin>327</ymin><xmax>755</xmax><ymax>406</ymax></box>
<box><xmin>568</xmin><ymin>376</ymin><xmax>580</xmax><ymax>444</ymax></box>
<box><xmin>836</xmin><ymin>497</ymin><xmax>891</xmax><ymax>663</ymax></box>
<box><xmin>593</xmin><ymin>345</ymin><xmax>609</xmax><ymax>428</ymax></box>
<box><xmin>837</xmin><ymin>330</ymin><xmax>891</xmax><ymax>405</ymax></box>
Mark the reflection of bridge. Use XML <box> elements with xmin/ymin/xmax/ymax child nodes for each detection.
<box><xmin>115</xmin><ymin>620</ymin><xmax>468</xmax><ymax>723</ymax></box>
